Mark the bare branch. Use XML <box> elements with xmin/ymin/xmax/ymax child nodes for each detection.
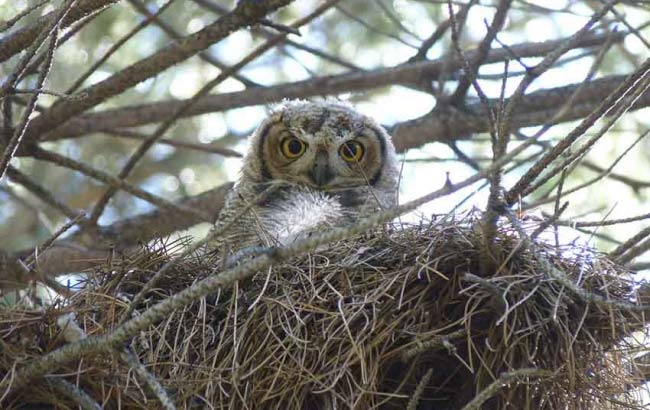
<box><xmin>119</xmin><ymin>350</ymin><xmax>176</xmax><ymax>410</ymax></box>
<box><xmin>0</xmin><ymin>183</ymin><xmax>231</xmax><ymax>290</ymax></box>
<box><xmin>30</xmin><ymin>147</ymin><xmax>209</xmax><ymax>220</ymax></box>
<box><xmin>86</xmin><ymin>0</ymin><xmax>339</xmax><ymax>225</ymax></box>
<box><xmin>5</xmin><ymin>165</ymin><xmax>79</xmax><ymax>220</ymax></box>
<box><xmin>0</xmin><ymin>0</ymin><xmax>73</xmax><ymax>180</ymax></box>
<box><xmin>0</xmin><ymin>0</ymin><xmax>119</xmax><ymax>63</ymax></box>
<box><xmin>505</xmin><ymin>56</ymin><xmax>650</xmax><ymax>205</ymax></box>
<box><xmin>34</xmin><ymin>31</ymin><xmax>626</xmax><ymax>143</ymax></box>
<box><xmin>21</xmin><ymin>0</ymin><xmax>297</xmax><ymax>142</ymax></box>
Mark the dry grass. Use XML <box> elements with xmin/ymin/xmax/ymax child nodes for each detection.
<box><xmin>1</xmin><ymin>213</ymin><xmax>648</xmax><ymax>409</ymax></box>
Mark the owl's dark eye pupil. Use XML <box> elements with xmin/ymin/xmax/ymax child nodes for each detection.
<box><xmin>344</xmin><ymin>143</ymin><xmax>357</xmax><ymax>157</ymax></box>
<box><xmin>287</xmin><ymin>139</ymin><xmax>303</xmax><ymax>155</ymax></box>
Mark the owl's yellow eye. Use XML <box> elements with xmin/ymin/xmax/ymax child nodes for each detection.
<box><xmin>339</xmin><ymin>141</ymin><xmax>364</xmax><ymax>162</ymax></box>
<box><xmin>280</xmin><ymin>137</ymin><xmax>306</xmax><ymax>159</ymax></box>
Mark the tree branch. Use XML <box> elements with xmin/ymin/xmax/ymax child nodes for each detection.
<box><xmin>21</xmin><ymin>0</ymin><xmax>296</xmax><ymax>143</ymax></box>
<box><xmin>32</xmin><ymin>31</ymin><xmax>625</xmax><ymax>143</ymax></box>
<box><xmin>0</xmin><ymin>0</ymin><xmax>118</xmax><ymax>63</ymax></box>
<box><xmin>0</xmin><ymin>183</ymin><xmax>232</xmax><ymax>290</ymax></box>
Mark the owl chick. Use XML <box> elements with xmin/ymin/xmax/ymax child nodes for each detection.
<box><xmin>210</xmin><ymin>100</ymin><xmax>399</xmax><ymax>252</ymax></box>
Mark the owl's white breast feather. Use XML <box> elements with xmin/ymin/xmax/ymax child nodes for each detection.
<box><xmin>261</xmin><ymin>188</ymin><xmax>344</xmax><ymax>246</ymax></box>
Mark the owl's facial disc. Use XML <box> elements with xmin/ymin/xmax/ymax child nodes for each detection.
<box><xmin>255</xmin><ymin>105</ymin><xmax>388</xmax><ymax>190</ymax></box>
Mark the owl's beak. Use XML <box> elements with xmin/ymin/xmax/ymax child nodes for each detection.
<box><xmin>309</xmin><ymin>150</ymin><xmax>333</xmax><ymax>187</ymax></box>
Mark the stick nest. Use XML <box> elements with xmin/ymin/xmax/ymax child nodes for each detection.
<box><xmin>2</xmin><ymin>214</ymin><xmax>648</xmax><ymax>409</ymax></box>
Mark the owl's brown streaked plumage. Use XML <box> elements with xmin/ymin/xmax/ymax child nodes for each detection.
<box><xmin>210</xmin><ymin>100</ymin><xmax>399</xmax><ymax>251</ymax></box>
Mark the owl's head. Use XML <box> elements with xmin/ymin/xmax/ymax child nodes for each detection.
<box><xmin>242</xmin><ymin>100</ymin><xmax>398</xmax><ymax>193</ymax></box>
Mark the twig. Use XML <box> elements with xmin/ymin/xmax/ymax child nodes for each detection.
<box><xmin>406</xmin><ymin>368</ymin><xmax>433</xmax><ymax>410</ymax></box>
<box><xmin>36</xmin><ymin>31</ymin><xmax>630</xmax><ymax>142</ymax></box>
<box><xmin>498</xmin><ymin>1</ymin><xmax>616</xmax><ymax>146</ymax></box>
<box><xmin>5</xmin><ymin>165</ymin><xmax>80</xmax><ymax>220</ymax></box>
<box><xmin>0</xmin><ymin>0</ymin><xmax>75</xmax><ymax>180</ymax></box>
<box><xmin>460</xmin><ymin>368</ymin><xmax>551</xmax><ymax>410</ymax></box>
<box><xmin>120</xmin><ymin>349</ymin><xmax>177</xmax><ymax>410</ymax></box>
<box><xmin>21</xmin><ymin>0</ymin><xmax>296</xmax><ymax>142</ymax></box>
<box><xmin>46</xmin><ymin>378</ymin><xmax>101</xmax><ymax>410</ymax></box>
<box><xmin>25</xmin><ymin>212</ymin><xmax>86</xmax><ymax>266</ymax></box>
<box><xmin>0</xmin><ymin>0</ymin><xmax>118</xmax><ymax>63</ymax></box>
<box><xmin>616</xmin><ymin>237</ymin><xmax>650</xmax><ymax>265</ymax></box>
<box><xmin>610</xmin><ymin>225</ymin><xmax>650</xmax><ymax>261</ymax></box>
<box><xmin>127</xmin><ymin>0</ymin><xmax>262</xmax><ymax>89</ymax></box>
<box><xmin>581</xmin><ymin>160</ymin><xmax>650</xmax><ymax>191</ymax></box>
<box><xmin>523</xmin><ymin>130</ymin><xmax>649</xmax><ymax>209</ymax></box>
<box><xmin>0</xmin><ymin>0</ymin><xmax>49</xmax><ymax>33</ymax></box>
<box><xmin>192</xmin><ymin>0</ymin><xmax>361</xmax><ymax>71</ymax></box>
<box><xmin>506</xmin><ymin>55</ymin><xmax>650</xmax><ymax>205</ymax></box>
<box><xmin>448</xmin><ymin>0</ymin><xmax>512</xmax><ymax>104</ymax></box>
<box><xmin>410</xmin><ymin>1</ymin><xmax>476</xmax><ymax>62</ymax></box>
<box><xmin>401</xmin><ymin>329</ymin><xmax>467</xmax><ymax>361</ymax></box>
<box><xmin>102</xmin><ymin>129</ymin><xmax>242</xmax><ymax>157</ymax></box>
<box><xmin>31</xmin><ymin>147</ymin><xmax>209</xmax><ymax>220</ymax></box>
<box><xmin>335</xmin><ymin>4</ymin><xmax>418</xmax><ymax>48</ymax></box>
<box><xmin>86</xmin><ymin>0</ymin><xmax>341</xmax><ymax>224</ymax></box>
<box><xmin>553</xmin><ymin>212</ymin><xmax>650</xmax><ymax>228</ymax></box>
<box><xmin>519</xmin><ymin>72</ymin><xmax>650</xmax><ymax>199</ymax></box>
<box><xmin>65</xmin><ymin>0</ymin><xmax>178</xmax><ymax>94</ymax></box>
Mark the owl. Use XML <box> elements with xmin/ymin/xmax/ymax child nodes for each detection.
<box><xmin>210</xmin><ymin>100</ymin><xmax>399</xmax><ymax>252</ymax></box>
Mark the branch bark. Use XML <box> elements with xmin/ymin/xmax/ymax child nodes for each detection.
<box><xmin>21</xmin><ymin>0</ymin><xmax>295</xmax><ymax>143</ymax></box>
<box><xmin>0</xmin><ymin>183</ymin><xmax>232</xmax><ymax>291</ymax></box>
<box><xmin>0</xmin><ymin>0</ymin><xmax>119</xmax><ymax>63</ymax></box>
<box><xmin>29</xmin><ymin>31</ymin><xmax>625</xmax><ymax>143</ymax></box>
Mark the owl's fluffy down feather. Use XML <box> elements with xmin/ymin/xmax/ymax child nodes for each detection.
<box><xmin>259</xmin><ymin>188</ymin><xmax>344</xmax><ymax>246</ymax></box>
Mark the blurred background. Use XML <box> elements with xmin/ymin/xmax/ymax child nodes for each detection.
<box><xmin>0</xmin><ymin>0</ymin><xmax>649</xmax><ymax>270</ymax></box>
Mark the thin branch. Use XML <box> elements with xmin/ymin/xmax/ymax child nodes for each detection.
<box><xmin>65</xmin><ymin>0</ymin><xmax>178</xmax><ymax>94</ymax></box>
<box><xmin>20</xmin><ymin>0</ymin><xmax>296</xmax><ymax>143</ymax></box>
<box><xmin>0</xmin><ymin>0</ymin><xmax>118</xmax><ymax>63</ymax></box>
<box><xmin>86</xmin><ymin>0</ymin><xmax>339</xmax><ymax>224</ymax></box>
<box><xmin>119</xmin><ymin>350</ymin><xmax>176</xmax><ymax>410</ymax></box>
<box><xmin>103</xmin><ymin>129</ymin><xmax>242</xmax><ymax>157</ymax></box>
<box><xmin>47</xmin><ymin>378</ymin><xmax>101</xmax><ymax>410</ymax></box>
<box><xmin>449</xmin><ymin>0</ymin><xmax>512</xmax><ymax>104</ymax></box>
<box><xmin>522</xmin><ymin>130</ymin><xmax>648</xmax><ymax>209</ymax></box>
<box><xmin>0</xmin><ymin>0</ymin><xmax>49</xmax><ymax>33</ymax></box>
<box><xmin>505</xmin><ymin>55</ymin><xmax>650</xmax><ymax>205</ymax></box>
<box><xmin>581</xmin><ymin>159</ymin><xmax>650</xmax><ymax>191</ymax></box>
<box><xmin>406</xmin><ymin>368</ymin><xmax>433</xmax><ymax>410</ymax></box>
<box><xmin>5</xmin><ymin>166</ymin><xmax>80</xmax><ymax>220</ymax></box>
<box><xmin>0</xmin><ymin>0</ymin><xmax>74</xmax><ymax>179</ymax></box>
<box><xmin>553</xmin><ymin>212</ymin><xmax>650</xmax><ymax>228</ymax></box>
<box><xmin>498</xmin><ymin>1</ymin><xmax>616</xmax><ymax>145</ymax></box>
<box><xmin>460</xmin><ymin>368</ymin><xmax>551</xmax><ymax>410</ymax></box>
<box><xmin>192</xmin><ymin>0</ymin><xmax>361</xmax><ymax>71</ymax></box>
<box><xmin>335</xmin><ymin>4</ymin><xmax>419</xmax><ymax>48</ymax></box>
<box><xmin>24</xmin><ymin>212</ymin><xmax>86</xmax><ymax>266</ymax></box>
<box><xmin>30</xmin><ymin>147</ymin><xmax>209</xmax><ymax>220</ymax></box>
<box><xmin>616</xmin><ymin>237</ymin><xmax>650</xmax><ymax>265</ymax></box>
<box><xmin>126</xmin><ymin>0</ymin><xmax>262</xmax><ymax>90</ymax></box>
<box><xmin>518</xmin><ymin>70</ymin><xmax>650</xmax><ymax>199</ymax></box>
<box><xmin>610</xmin><ymin>225</ymin><xmax>650</xmax><ymax>261</ymax></box>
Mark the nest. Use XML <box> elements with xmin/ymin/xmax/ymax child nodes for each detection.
<box><xmin>1</xmin><ymin>214</ymin><xmax>648</xmax><ymax>409</ymax></box>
